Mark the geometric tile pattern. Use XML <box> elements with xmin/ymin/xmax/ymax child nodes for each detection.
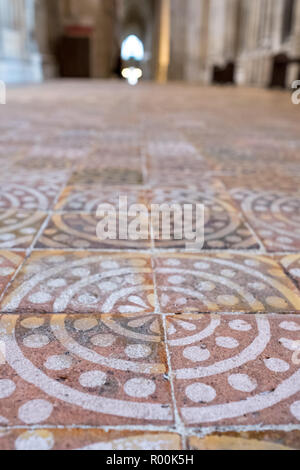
<box><xmin>231</xmin><ymin>189</ymin><xmax>300</xmax><ymax>252</ymax></box>
<box><xmin>150</xmin><ymin>188</ymin><xmax>260</xmax><ymax>249</ymax></box>
<box><xmin>167</xmin><ymin>314</ymin><xmax>300</xmax><ymax>427</ymax></box>
<box><xmin>1</xmin><ymin>252</ymin><xmax>155</xmax><ymax>314</ymax></box>
<box><xmin>1</xmin><ymin>82</ymin><xmax>300</xmax><ymax>449</ymax></box>
<box><xmin>0</xmin><ymin>251</ymin><xmax>25</xmax><ymax>296</ymax></box>
<box><xmin>0</xmin><ymin>314</ymin><xmax>172</xmax><ymax>427</ymax></box>
<box><xmin>154</xmin><ymin>253</ymin><xmax>300</xmax><ymax>313</ymax></box>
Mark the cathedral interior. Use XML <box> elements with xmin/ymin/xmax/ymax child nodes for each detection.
<box><xmin>0</xmin><ymin>0</ymin><xmax>300</xmax><ymax>452</ymax></box>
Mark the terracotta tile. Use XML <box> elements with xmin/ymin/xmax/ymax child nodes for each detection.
<box><xmin>1</xmin><ymin>251</ymin><xmax>155</xmax><ymax>314</ymax></box>
<box><xmin>0</xmin><ymin>251</ymin><xmax>25</xmax><ymax>295</ymax></box>
<box><xmin>0</xmin><ymin>314</ymin><xmax>173</xmax><ymax>426</ymax></box>
<box><xmin>221</xmin><ymin>172</ymin><xmax>299</xmax><ymax>193</ymax></box>
<box><xmin>36</xmin><ymin>213</ymin><xmax>152</xmax><ymax>250</ymax></box>
<box><xmin>167</xmin><ymin>314</ymin><xmax>300</xmax><ymax>426</ymax></box>
<box><xmin>0</xmin><ymin>174</ymin><xmax>65</xmax><ymax>211</ymax></box>
<box><xmin>0</xmin><ymin>210</ymin><xmax>47</xmax><ymax>249</ymax></box>
<box><xmin>150</xmin><ymin>188</ymin><xmax>259</xmax><ymax>250</ymax></box>
<box><xmin>0</xmin><ymin>429</ymin><xmax>181</xmax><ymax>450</ymax></box>
<box><xmin>231</xmin><ymin>189</ymin><xmax>300</xmax><ymax>252</ymax></box>
<box><xmin>188</xmin><ymin>431</ymin><xmax>300</xmax><ymax>450</ymax></box>
<box><xmin>154</xmin><ymin>253</ymin><xmax>300</xmax><ymax>313</ymax></box>
<box><xmin>55</xmin><ymin>186</ymin><xmax>149</xmax><ymax>212</ymax></box>
<box><xmin>280</xmin><ymin>255</ymin><xmax>300</xmax><ymax>290</ymax></box>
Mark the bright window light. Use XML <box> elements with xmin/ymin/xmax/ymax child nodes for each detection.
<box><xmin>122</xmin><ymin>67</ymin><xmax>143</xmax><ymax>86</ymax></box>
<box><xmin>121</xmin><ymin>35</ymin><xmax>144</xmax><ymax>61</ymax></box>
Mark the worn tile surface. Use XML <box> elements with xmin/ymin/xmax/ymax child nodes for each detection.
<box><xmin>0</xmin><ymin>314</ymin><xmax>172</xmax><ymax>427</ymax></box>
<box><xmin>36</xmin><ymin>212</ymin><xmax>152</xmax><ymax>250</ymax></box>
<box><xmin>0</xmin><ymin>251</ymin><xmax>25</xmax><ymax>296</ymax></box>
<box><xmin>1</xmin><ymin>82</ymin><xmax>300</xmax><ymax>449</ymax></box>
<box><xmin>280</xmin><ymin>255</ymin><xmax>300</xmax><ymax>290</ymax></box>
<box><xmin>150</xmin><ymin>188</ymin><xmax>259</xmax><ymax>250</ymax></box>
<box><xmin>188</xmin><ymin>431</ymin><xmax>300</xmax><ymax>450</ymax></box>
<box><xmin>1</xmin><ymin>252</ymin><xmax>155</xmax><ymax>314</ymax></box>
<box><xmin>154</xmin><ymin>253</ymin><xmax>300</xmax><ymax>313</ymax></box>
<box><xmin>0</xmin><ymin>210</ymin><xmax>47</xmax><ymax>249</ymax></box>
<box><xmin>231</xmin><ymin>189</ymin><xmax>300</xmax><ymax>252</ymax></box>
<box><xmin>167</xmin><ymin>314</ymin><xmax>300</xmax><ymax>427</ymax></box>
<box><xmin>0</xmin><ymin>429</ymin><xmax>181</xmax><ymax>451</ymax></box>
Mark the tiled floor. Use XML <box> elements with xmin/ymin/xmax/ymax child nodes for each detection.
<box><xmin>0</xmin><ymin>81</ymin><xmax>300</xmax><ymax>450</ymax></box>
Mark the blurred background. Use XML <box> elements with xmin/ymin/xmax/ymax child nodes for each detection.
<box><xmin>0</xmin><ymin>0</ymin><xmax>300</xmax><ymax>88</ymax></box>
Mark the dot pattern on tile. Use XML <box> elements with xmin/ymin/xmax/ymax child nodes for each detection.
<box><xmin>0</xmin><ymin>210</ymin><xmax>47</xmax><ymax>249</ymax></box>
<box><xmin>0</xmin><ymin>314</ymin><xmax>172</xmax><ymax>426</ymax></box>
<box><xmin>0</xmin><ymin>251</ymin><xmax>25</xmax><ymax>295</ymax></box>
<box><xmin>154</xmin><ymin>253</ymin><xmax>300</xmax><ymax>313</ymax></box>
<box><xmin>231</xmin><ymin>189</ymin><xmax>300</xmax><ymax>252</ymax></box>
<box><xmin>166</xmin><ymin>314</ymin><xmax>300</xmax><ymax>426</ymax></box>
<box><xmin>1</xmin><ymin>252</ymin><xmax>155</xmax><ymax>314</ymax></box>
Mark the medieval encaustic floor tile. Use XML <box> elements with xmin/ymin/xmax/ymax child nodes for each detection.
<box><xmin>0</xmin><ymin>210</ymin><xmax>47</xmax><ymax>249</ymax></box>
<box><xmin>149</xmin><ymin>188</ymin><xmax>259</xmax><ymax>250</ymax></box>
<box><xmin>153</xmin><ymin>253</ymin><xmax>300</xmax><ymax>313</ymax></box>
<box><xmin>0</xmin><ymin>314</ymin><xmax>173</xmax><ymax>427</ymax></box>
<box><xmin>166</xmin><ymin>314</ymin><xmax>300</xmax><ymax>427</ymax></box>
<box><xmin>35</xmin><ymin>213</ymin><xmax>152</xmax><ymax>250</ymax></box>
<box><xmin>231</xmin><ymin>189</ymin><xmax>300</xmax><ymax>252</ymax></box>
<box><xmin>0</xmin><ymin>251</ymin><xmax>25</xmax><ymax>295</ymax></box>
<box><xmin>188</xmin><ymin>431</ymin><xmax>300</xmax><ymax>450</ymax></box>
<box><xmin>0</xmin><ymin>429</ymin><xmax>181</xmax><ymax>451</ymax></box>
<box><xmin>1</xmin><ymin>251</ymin><xmax>155</xmax><ymax>314</ymax></box>
<box><xmin>68</xmin><ymin>168</ymin><xmax>144</xmax><ymax>186</ymax></box>
<box><xmin>280</xmin><ymin>254</ymin><xmax>300</xmax><ymax>290</ymax></box>
<box><xmin>55</xmin><ymin>186</ymin><xmax>149</xmax><ymax>212</ymax></box>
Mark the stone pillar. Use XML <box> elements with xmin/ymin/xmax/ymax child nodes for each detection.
<box><xmin>185</xmin><ymin>0</ymin><xmax>210</xmax><ymax>83</ymax></box>
<box><xmin>155</xmin><ymin>0</ymin><xmax>170</xmax><ymax>83</ymax></box>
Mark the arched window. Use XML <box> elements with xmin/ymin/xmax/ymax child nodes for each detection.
<box><xmin>121</xmin><ymin>35</ymin><xmax>144</xmax><ymax>61</ymax></box>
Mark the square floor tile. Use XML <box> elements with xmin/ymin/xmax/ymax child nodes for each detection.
<box><xmin>231</xmin><ymin>189</ymin><xmax>300</xmax><ymax>252</ymax></box>
<box><xmin>0</xmin><ymin>314</ymin><xmax>173</xmax><ymax>426</ymax></box>
<box><xmin>280</xmin><ymin>255</ymin><xmax>300</xmax><ymax>290</ymax></box>
<box><xmin>188</xmin><ymin>431</ymin><xmax>300</xmax><ymax>450</ymax></box>
<box><xmin>36</xmin><ymin>213</ymin><xmax>152</xmax><ymax>250</ymax></box>
<box><xmin>0</xmin><ymin>210</ymin><xmax>47</xmax><ymax>249</ymax></box>
<box><xmin>167</xmin><ymin>314</ymin><xmax>300</xmax><ymax>426</ymax></box>
<box><xmin>0</xmin><ymin>251</ymin><xmax>25</xmax><ymax>295</ymax></box>
<box><xmin>0</xmin><ymin>429</ymin><xmax>181</xmax><ymax>451</ymax></box>
<box><xmin>150</xmin><ymin>188</ymin><xmax>259</xmax><ymax>250</ymax></box>
<box><xmin>55</xmin><ymin>186</ymin><xmax>149</xmax><ymax>212</ymax></box>
<box><xmin>153</xmin><ymin>253</ymin><xmax>300</xmax><ymax>313</ymax></box>
<box><xmin>1</xmin><ymin>252</ymin><xmax>155</xmax><ymax>314</ymax></box>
